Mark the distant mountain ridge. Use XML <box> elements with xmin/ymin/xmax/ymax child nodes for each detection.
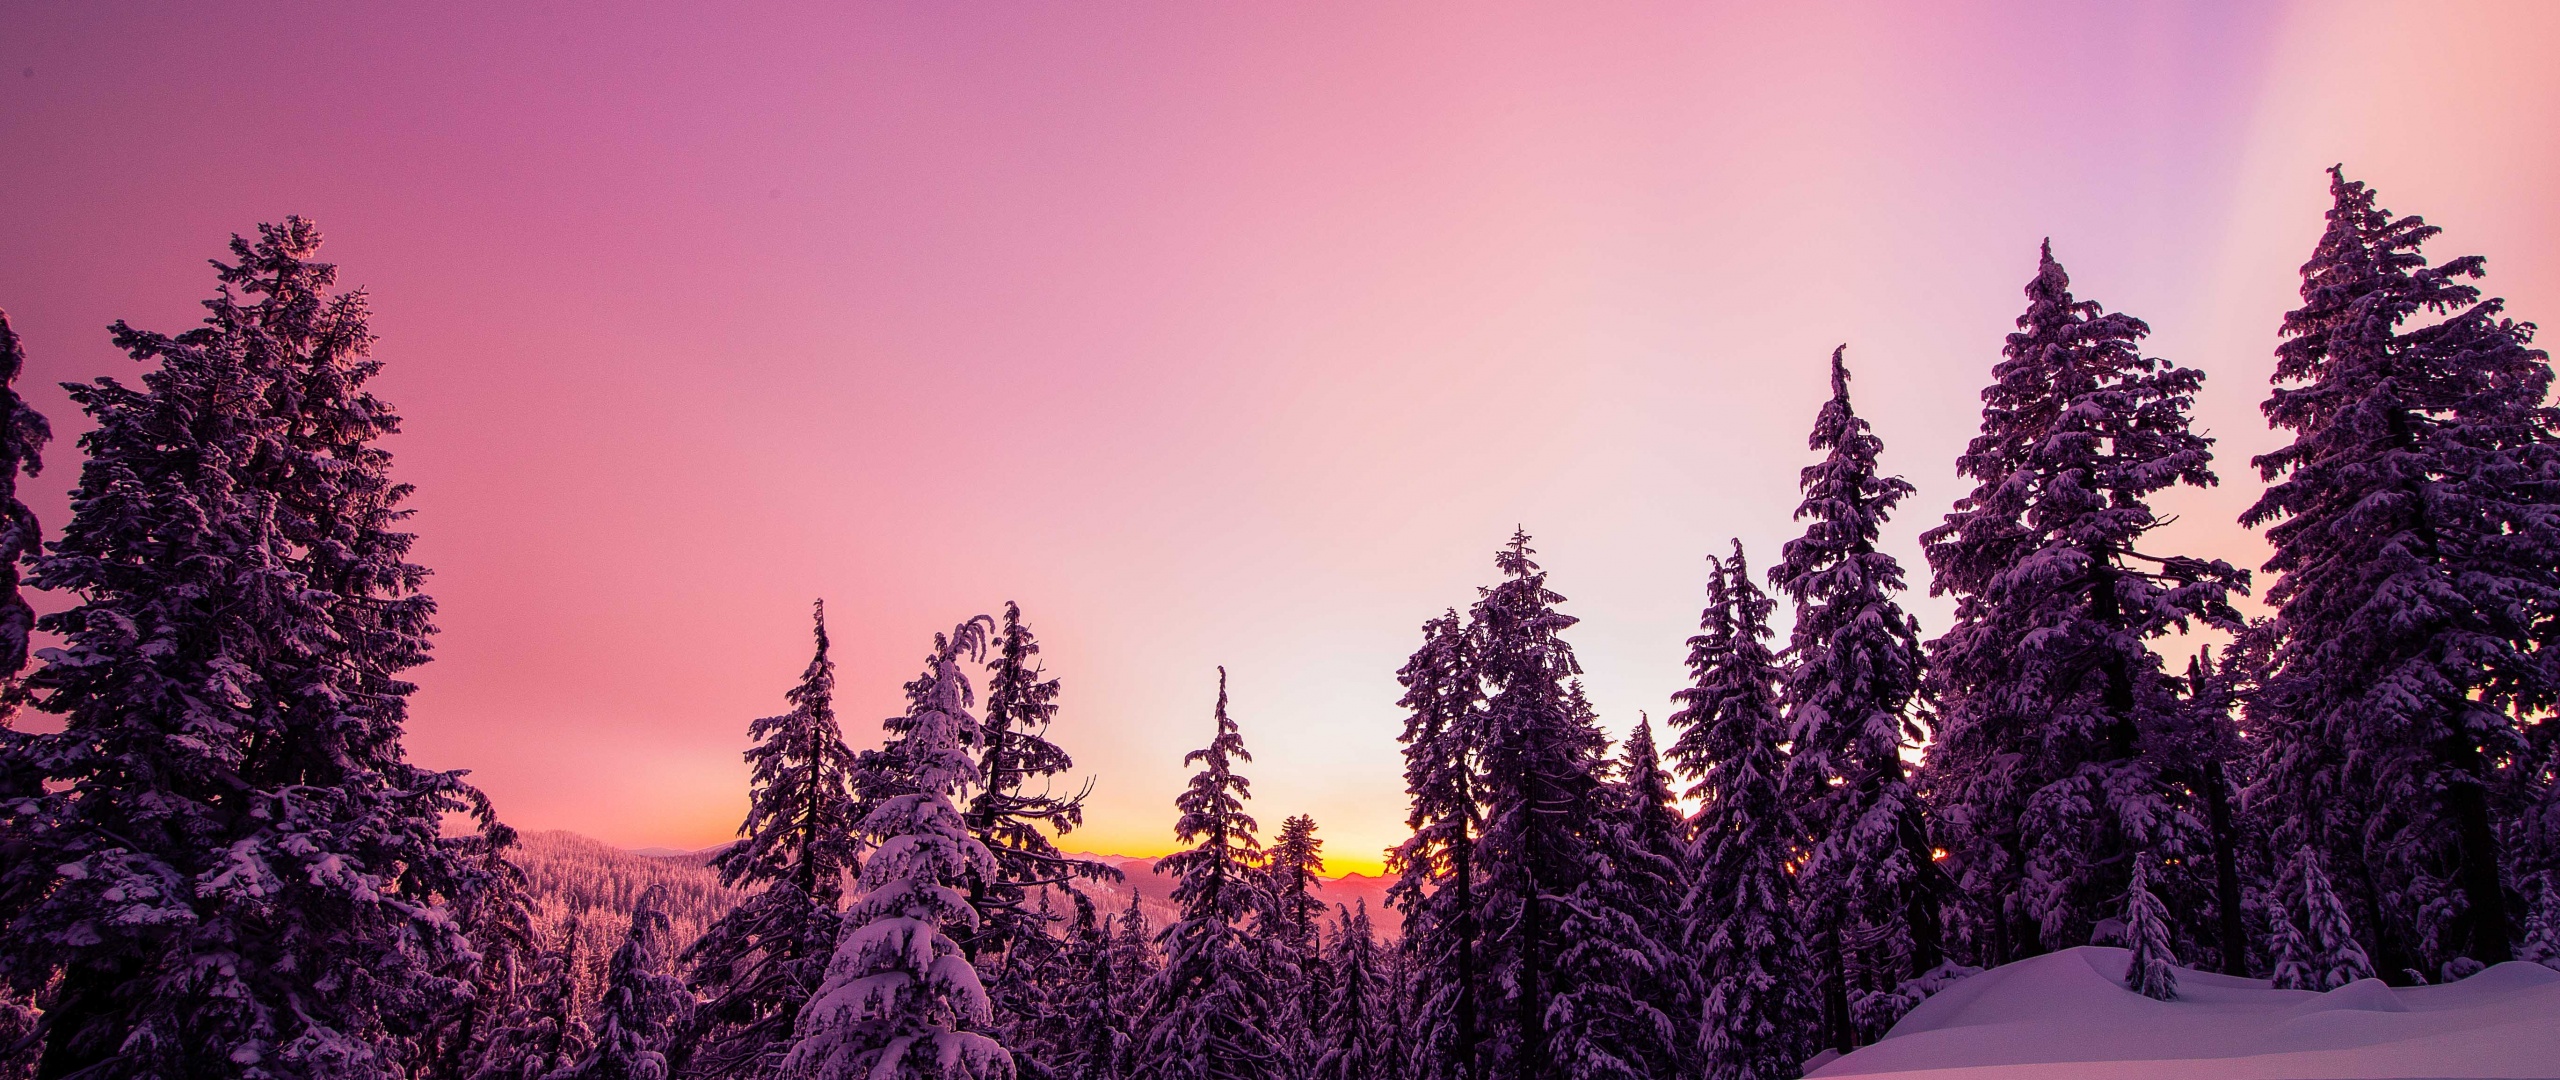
<box><xmin>1052</xmin><ymin>851</ymin><xmax>1401</xmax><ymax>936</ymax></box>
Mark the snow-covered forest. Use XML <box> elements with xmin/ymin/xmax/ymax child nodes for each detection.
<box><xmin>0</xmin><ymin>167</ymin><xmax>2556</xmax><ymax>1080</ymax></box>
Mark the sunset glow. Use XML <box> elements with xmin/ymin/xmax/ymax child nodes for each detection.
<box><xmin>6</xmin><ymin>1</ymin><xmax>2557</xmax><ymax>878</ymax></box>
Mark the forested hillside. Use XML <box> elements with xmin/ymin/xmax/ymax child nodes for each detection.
<box><xmin>511</xmin><ymin>832</ymin><xmax>743</xmax><ymax>1003</ymax></box>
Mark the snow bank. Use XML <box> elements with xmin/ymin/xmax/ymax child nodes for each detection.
<box><xmin>1809</xmin><ymin>946</ymin><xmax>2560</xmax><ymax>1079</ymax></box>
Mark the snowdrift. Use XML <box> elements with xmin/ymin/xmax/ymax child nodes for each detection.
<box><xmin>1810</xmin><ymin>947</ymin><xmax>2560</xmax><ymax>1079</ymax></box>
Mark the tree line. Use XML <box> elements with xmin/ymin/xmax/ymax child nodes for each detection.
<box><xmin>0</xmin><ymin>167</ymin><xmax>2555</xmax><ymax>1080</ymax></box>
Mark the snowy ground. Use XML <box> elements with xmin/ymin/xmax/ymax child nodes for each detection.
<box><xmin>1809</xmin><ymin>947</ymin><xmax>2560</xmax><ymax>1079</ymax></box>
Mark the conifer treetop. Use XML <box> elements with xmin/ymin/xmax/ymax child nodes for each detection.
<box><xmin>0</xmin><ymin>310</ymin><xmax>49</xmax><ymax>690</ymax></box>
<box><xmin>1159</xmin><ymin>667</ymin><xmax>1264</xmax><ymax>924</ymax></box>
<box><xmin>786</xmin><ymin>620</ymin><xmax>1012</xmax><ymax>1080</ymax></box>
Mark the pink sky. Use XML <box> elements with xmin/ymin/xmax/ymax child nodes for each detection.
<box><xmin>3</xmin><ymin>2</ymin><xmax>2555</xmax><ymax>874</ymax></box>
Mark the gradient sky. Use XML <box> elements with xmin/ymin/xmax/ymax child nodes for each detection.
<box><xmin>4</xmin><ymin>2</ymin><xmax>2556</xmax><ymax>875</ymax></box>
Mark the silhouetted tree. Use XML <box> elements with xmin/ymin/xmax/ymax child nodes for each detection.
<box><xmin>2243</xmin><ymin>168</ymin><xmax>2559</xmax><ymax>973</ymax></box>
<box><xmin>1</xmin><ymin>218</ymin><xmax>491</xmax><ymax>1078</ymax></box>
<box><xmin>679</xmin><ymin>602</ymin><xmax>862</xmax><ymax>1079</ymax></box>
<box><xmin>1670</xmin><ymin>544</ymin><xmax>1817</xmax><ymax>1076</ymax></box>
<box><xmin>1921</xmin><ymin>241</ymin><xmax>2244</xmax><ymax>965</ymax></box>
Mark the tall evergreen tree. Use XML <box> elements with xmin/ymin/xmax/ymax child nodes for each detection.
<box><xmin>678</xmin><ymin>602</ymin><xmax>863</xmax><ymax>1079</ymax></box>
<box><xmin>2177</xmin><ymin>649</ymin><xmax>2254</xmax><ymax>977</ymax></box>
<box><xmin>1386</xmin><ymin>611</ymin><xmax>1486</xmax><ymax>1080</ymax></box>
<box><xmin>1133</xmin><ymin>668</ymin><xmax>1286</xmax><ymax>1080</ymax></box>
<box><xmin>1619</xmin><ymin>717</ymin><xmax>1686</xmax><ymax>878</ymax></box>
<box><xmin>787</xmin><ymin>621</ymin><xmax>1013</xmax><ymax>1080</ymax></box>
<box><xmin>555</xmin><ymin>886</ymin><xmax>691</xmax><ymax>1080</ymax></box>
<box><xmin>1264</xmin><ymin>812</ymin><xmax>1327</xmax><ymax>1067</ymax></box>
<box><xmin>1265</xmin><ymin>815</ymin><xmax>1327</xmax><ymax>977</ymax></box>
<box><xmin>0</xmin><ymin>219</ymin><xmax>494</xmax><ymax>1078</ymax></box>
<box><xmin>0</xmin><ymin>311</ymin><xmax>48</xmax><ymax>696</ymax></box>
<box><xmin>1313</xmin><ymin>902</ymin><xmax>1389</xmax><ymax>1080</ymax></box>
<box><xmin>2241</xmin><ymin>168</ymin><xmax>2560</xmax><ymax>973</ymax></box>
<box><xmin>1469</xmin><ymin>530</ymin><xmax>1611</xmax><ymax>1080</ymax></box>
<box><xmin>1106</xmin><ymin>892</ymin><xmax>1160</xmax><ymax>1061</ymax></box>
<box><xmin>845</xmin><ymin>619</ymin><xmax>996</xmax><ymax>859</ymax></box>
<box><xmin>1546</xmin><ymin>718</ymin><xmax>1683</xmax><ymax>1080</ymax></box>
<box><xmin>473</xmin><ymin>920</ymin><xmax>594</xmax><ymax>1080</ymax></box>
<box><xmin>1034</xmin><ymin>893</ymin><xmax>1124</xmax><ymax>1080</ymax></box>
<box><xmin>1919</xmin><ymin>241</ymin><xmax>2245</xmax><ymax>965</ymax></box>
<box><xmin>966</xmin><ymin>604</ymin><xmax>1117</xmax><ymax>967</ymax></box>
<box><xmin>1670</xmin><ymin>544</ymin><xmax>1817</xmax><ymax>1078</ymax></box>
<box><xmin>433</xmin><ymin>818</ymin><xmax>541</xmax><ymax>1080</ymax></box>
<box><xmin>1771</xmin><ymin>347</ymin><xmax>1945</xmax><ymax>1019</ymax></box>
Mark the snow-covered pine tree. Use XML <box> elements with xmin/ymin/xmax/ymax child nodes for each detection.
<box><xmin>1386</xmin><ymin>610</ymin><xmax>1487</xmax><ymax>1080</ymax></box>
<box><xmin>0</xmin><ymin>990</ymin><xmax>34</xmax><ymax>1080</ymax></box>
<box><xmin>788</xmin><ymin>621</ymin><xmax>1012</xmax><ymax>1080</ymax></box>
<box><xmin>1545</xmin><ymin>717</ymin><xmax>1683</xmax><ymax>1080</ymax></box>
<box><xmin>1469</xmin><ymin>530</ymin><xmax>1612</xmax><ymax>1080</ymax></box>
<box><xmin>1669</xmin><ymin>544</ymin><xmax>1818</xmax><ymax>1078</ymax></box>
<box><xmin>1373</xmin><ymin>936</ymin><xmax>1411</xmax><ymax>1073</ymax></box>
<box><xmin>2270</xmin><ymin>847</ymin><xmax>2374</xmax><ymax>992</ymax></box>
<box><xmin>2242</xmin><ymin>168</ymin><xmax>2560</xmax><ymax>973</ymax></box>
<box><xmin>1919</xmin><ymin>241</ymin><xmax>2245</xmax><ymax>966</ymax></box>
<box><xmin>474</xmin><ymin>919</ymin><xmax>594</xmax><ymax>1080</ymax></box>
<box><xmin>0</xmin><ymin>310</ymin><xmax>47</xmax><ymax>695</ymax></box>
<box><xmin>2122</xmin><ymin>857</ymin><xmax>2179</xmax><ymax>1001</ymax></box>
<box><xmin>1025</xmin><ymin>892</ymin><xmax>1150</xmax><ymax>1080</ymax></box>
<box><xmin>1314</xmin><ymin>902</ymin><xmax>1388</xmax><ymax>1080</ymax></box>
<box><xmin>986</xmin><ymin>891</ymin><xmax>1076</xmax><ymax>1080</ymax></box>
<box><xmin>1104</xmin><ymin>890</ymin><xmax>1159</xmax><ymax>1080</ymax></box>
<box><xmin>1266</xmin><ymin>815</ymin><xmax>1326</xmax><ymax>975</ymax></box>
<box><xmin>1032</xmin><ymin>892</ymin><xmax>1123</xmax><ymax>1080</ymax></box>
<box><xmin>1133</xmin><ymin>668</ymin><xmax>1287</xmax><ymax>1080</ymax></box>
<box><xmin>431</xmin><ymin>815</ymin><xmax>542</xmax><ymax>1080</ymax></box>
<box><xmin>0</xmin><ymin>219</ymin><xmax>494</xmax><ymax>1078</ymax></box>
<box><xmin>1616</xmin><ymin>716</ymin><xmax>1689</xmax><ymax>915</ymax></box>
<box><xmin>2518</xmin><ymin>873</ymin><xmax>2560</xmax><ymax>972</ymax></box>
<box><xmin>2520</xmin><ymin>731</ymin><xmax>2560</xmax><ymax>973</ymax></box>
<box><xmin>966</xmin><ymin>604</ymin><xmax>1118</xmax><ymax>971</ymax></box>
<box><xmin>1771</xmin><ymin>347</ymin><xmax>1945</xmax><ymax>1024</ymax></box>
<box><xmin>678</xmin><ymin>602</ymin><xmax>863</xmax><ymax>1079</ymax></box>
<box><xmin>2178</xmin><ymin>649</ymin><xmax>2253</xmax><ymax>976</ymax></box>
<box><xmin>552</xmin><ymin>886</ymin><xmax>691</xmax><ymax>1080</ymax></box>
<box><xmin>1264</xmin><ymin>811</ymin><xmax>1327</xmax><ymax>1073</ymax></box>
<box><xmin>847</xmin><ymin>619</ymin><xmax>996</xmax><ymax>855</ymax></box>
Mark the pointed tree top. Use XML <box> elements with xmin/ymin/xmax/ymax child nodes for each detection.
<box><xmin>1497</xmin><ymin>526</ymin><xmax>1540</xmax><ymax>578</ymax></box>
<box><xmin>1194</xmin><ymin>664</ymin><xmax>1252</xmax><ymax>765</ymax></box>
<box><xmin>0</xmin><ymin>310</ymin><xmax>23</xmax><ymax>387</ymax></box>
<box><xmin>1829</xmin><ymin>343</ymin><xmax>1851</xmax><ymax>403</ymax></box>
<box><xmin>810</xmin><ymin>598</ymin><xmax>829</xmax><ymax>652</ymax></box>
<box><xmin>2032</xmin><ymin>237</ymin><xmax>2070</xmax><ymax>294</ymax></box>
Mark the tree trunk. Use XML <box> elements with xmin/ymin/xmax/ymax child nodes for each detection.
<box><xmin>2444</xmin><ymin>739</ymin><xmax>2515</xmax><ymax>965</ymax></box>
<box><xmin>1823</xmin><ymin>931</ymin><xmax>1853</xmax><ymax>1055</ymax></box>
<box><xmin>1897</xmin><ymin>802</ymin><xmax>1946</xmax><ymax>978</ymax></box>
<box><xmin>1454</xmin><ymin>841</ymin><xmax>1480</xmax><ymax>1080</ymax></box>
<box><xmin>2202</xmin><ymin>761</ymin><xmax>2250</xmax><ymax>975</ymax></box>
